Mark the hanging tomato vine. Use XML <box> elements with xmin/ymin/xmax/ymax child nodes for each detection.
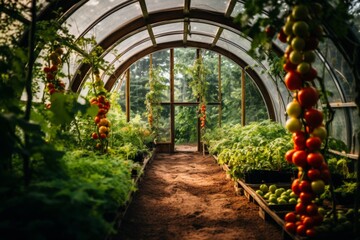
<box><xmin>89</xmin><ymin>70</ymin><xmax>111</xmax><ymax>153</ymax></box>
<box><xmin>189</xmin><ymin>56</ymin><xmax>209</xmax><ymax>133</ymax></box>
<box><xmin>234</xmin><ymin>0</ymin><xmax>359</xmax><ymax>238</ymax></box>
<box><xmin>42</xmin><ymin>45</ymin><xmax>65</xmax><ymax>108</ymax></box>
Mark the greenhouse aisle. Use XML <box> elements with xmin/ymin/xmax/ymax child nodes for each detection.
<box><xmin>114</xmin><ymin>152</ymin><xmax>283</xmax><ymax>240</ymax></box>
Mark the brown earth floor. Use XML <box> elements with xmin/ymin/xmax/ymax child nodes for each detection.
<box><xmin>113</xmin><ymin>151</ymin><xmax>284</xmax><ymax>240</ymax></box>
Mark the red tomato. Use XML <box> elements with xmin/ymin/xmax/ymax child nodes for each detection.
<box><xmin>295</xmin><ymin>202</ymin><xmax>306</xmax><ymax>214</ymax></box>
<box><xmin>43</xmin><ymin>66</ymin><xmax>51</xmax><ymax>73</ymax></box>
<box><xmin>296</xmin><ymin>224</ymin><xmax>307</xmax><ymax>236</ymax></box>
<box><xmin>94</xmin><ymin>116</ymin><xmax>101</xmax><ymax>124</ymax></box>
<box><xmin>306</xmin><ymin>137</ymin><xmax>322</xmax><ymax>152</ymax></box>
<box><xmin>285</xmin><ymin>222</ymin><xmax>296</xmax><ymax>234</ymax></box>
<box><xmin>285</xmin><ymin>71</ymin><xmax>303</xmax><ymax>90</ymax></box>
<box><xmin>303</xmin><ymin>216</ymin><xmax>315</xmax><ymax>228</ymax></box>
<box><xmin>303</xmin><ymin>67</ymin><xmax>317</xmax><ymax>81</ymax></box>
<box><xmin>46</xmin><ymin>73</ymin><xmax>54</xmax><ymax>80</ymax></box>
<box><xmin>98</xmin><ymin>95</ymin><xmax>106</xmax><ymax>103</ymax></box>
<box><xmin>283</xmin><ymin>61</ymin><xmax>297</xmax><ymax>72</ymax></box>
<box><xmin>49</xmin><ymin>88</ymin><xmax>56</xmax><ymax>95</ymax></box>
<box><xmin>305</xmin><ymin>109</ymin><xmax>323</xmax><ymax>129</ymax></box>
<box><xmin>99</xmin><ymin>133</ymin><xmax>107</xmax><ymax>139</ymax></box>
<box><xmin>91</xmin><ymin>132</ymin><xmax>98</xmax><ymax>139</ymax></box>
<box><xmin>299</xmin><ymin>180</ymin><xmax>312</xmax><ymax>192</ymax></box>
<box><xmin>307</xmin><ymin>169</ymin><xmax>321</xmax><ymax>181</ymax></box>
<box><xmin>320</xmin><ymin>169</ymin><xmax>331</xmax><ymax>183</ymax></box>
<box><xmin>293</xmin><ymin>131</ymin><xmax>307</xmax><ymax>149</ymax></box>
<box><xmin>298</xmin><ymin>87</ymin><xmax>319</xmax><ymax>109</ymax></box>
<box><xmin>292</xmin><ymin>150</ymin><xmax>308</xmax><ymax>168</ymax></box>
<box><xmin>265</xmin><ymin>25</ymin><xmax>275</xmax><ymax>38</ymax></box>
<box><xmin>285</xmin><ymin>212</ymin><xmax>297</xmax><ymax>222</ymax></box>
<box><xmin>300</xmin><ymin>192</ymin><xmax>313</xmax><ymax>204</ymax></box>
<box><xmin>306</xmin><ymin>203</ymin><xmax>318</xmax><ymax>216</ymax></box>
<box><xmin>285</xmin><ymin>149</ymin><xmax>296</xmax><ymax>164</ymax></box>
<box><xmin>306</xmin><ymin>228</ymin><xmax>316</xmax><ymax>237</ymax></box>
<box><xmin>278</xmin><ymin>28</ymin><xmax>287</xmax><ymax>43</ymax></box>
<box><xmin>307</xmin><ymin>152</ymin><xmax>324</xmax><ymax>168</ymax></box>
<box><xmin>47</xmin><ymin>83</ymin><xmax>55</xmax><ymax>89</ymax></box>
<box><xmin>50</xmin><ymin>65</ymin><xmax>58</xmax><ymax>72</ymax></box>
<box><xmin>292</xmin><ymin>179</ymin><xmax>301</xmax><ymax>196</ymax></box>
<box><xmin>312</xmin><ymin>213</ymin><xmax>323</xmax><ymax>225</ymax></box>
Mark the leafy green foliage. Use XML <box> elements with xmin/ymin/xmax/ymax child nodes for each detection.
<box><xmin>204</xmin><ymin>121</ymin><xmax>295</xmax><ymax>179</ymax></box>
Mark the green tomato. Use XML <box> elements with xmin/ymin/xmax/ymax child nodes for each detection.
<box><xmin>269</xmin><ymin>184</ymin><xmax>277</xmax><ymax>193</ymax></box>
<box><xmin>256</xmin><ymin>190</ymin><xmax>264</xmax><ymax>196</ymax></box>
<box><xmin>259</xmin><ymin>184</ymin><xmax>269</xmax><ymax>193</ymax></box>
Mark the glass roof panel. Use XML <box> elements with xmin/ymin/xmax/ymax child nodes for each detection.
<box><xmin>145</xmin><ymin>0</ymin><xmax>183</xmax><ymax>13</ymax></box>
<box><xmin>220</xmin><ymin>29</ymin><xmax>251</xmax><ymax>51</ymax></box>
<box><xmin>191</xmin><ymin>0</ymin><xmax>230</xmax><ymax>13</ymax></box>
<box><xmin>103</xmin><ymin>30</ymin><xmax>150</xmax><ymax>64</ymax></box>
<box><xmin>230</xmin><ymin>1</ymin><xmax>244</xmax><ymax>18</ymax></box>
<box><xmin>107</xmin><ymin>40</ymin><xmax>153</xmax><ymax>79</ymax></box>
<box><xmin>152</xmin><ymin>22</ymin><xmax>184</xmax><ymax>36</ymax></box>
<box><xmin>188</xmin><ymin>34</ymin><xmax>214</xmax><ymax>44</ymax></box>
<box><xmin>189</xmin><ymin>22</ymin><xmax>219</xmax><ymax>35</ymax></box>
<box><xmin>65</xmin><ymin>0</ymin><xmax>128</xmax><ymax>38</ymax></box>
<box><xmin>156</xmin><ymin>34</ymin><xmax>183</xmax><ymax>44</ymax></box>
<box><xmin>84</xmin><ymin>2</ymin><xmax>142</xmax><ymax>42</ymax></box>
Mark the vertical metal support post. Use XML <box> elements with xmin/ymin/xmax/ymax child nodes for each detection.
<box><xmin>241</xmin><ymin>68</ymin><xmax>246</xmax><ymax>126</ymax></box>
<box><xmin>170</xmin><ymin>49</ymin><xmax>175</xmax><ymax>153</ymax></box>
<box><xmin>126</xmin><ymin>69</ymin><xmax>130</xmax><ymax>122</ymax></box>
<box><xmin>218</xmin><ymin>54</ymin><xmax>222</xmax><ymax>127</ymax></box>
<box><xmin>196</xmin><ymin>48</ymin><xmax>201</xmax><ymax>152</ymax></box>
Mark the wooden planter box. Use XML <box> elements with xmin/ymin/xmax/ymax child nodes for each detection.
<box><xmin>243</xmin><ymin>170</ymin><xmax>296</xmax><ymax>184</ymax></box>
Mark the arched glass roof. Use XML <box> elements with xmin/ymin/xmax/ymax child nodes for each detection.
<box><xmin>27</xmin><ymin>0</ymin><xmax>360</xmax><ymax>156</ymax></box>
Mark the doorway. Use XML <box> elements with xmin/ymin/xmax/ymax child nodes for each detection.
<box><xmin>174</xmin><ymin>105</ymin><xmax>199</xmax><ymax>152</ymax></box>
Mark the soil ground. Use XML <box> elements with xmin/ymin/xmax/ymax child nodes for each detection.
<box><xmin>113</xmin><ymin>151</ymin><xmax>284</xmax><ymax>240</ymax></box>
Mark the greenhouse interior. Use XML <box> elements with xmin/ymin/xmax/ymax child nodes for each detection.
<box><xmin>1</xmin><ymin>0</ymin><xmax>360</xmax><ymax>239</ymax></box>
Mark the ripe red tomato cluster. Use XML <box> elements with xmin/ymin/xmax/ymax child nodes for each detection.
<box><xmin>43</xmin><ymin>47</ymin><xmax>65</xmax><ymax>108</ymax></box>
<box><xmin>279</xmin><ymin>3</ymin><xmax>329</xmax><ymax>237</ymax></box>
<box><xmin>200</xmin><ymin>103</ymin><xmax>206</xmax><ymax>129</ymax></box>
<box><xmin>89</xmin><ymin>74</ymin><xmax>111</xmax><ymax>149</ymax></box>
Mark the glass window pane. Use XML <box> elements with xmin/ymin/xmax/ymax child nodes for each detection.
<box><xmin>175</xmin><ymin>106</ymin><xmax>198</xmax><ymax>144</ymax></box>
<box><xmin>329</xmin><ymin>108</ymin><xmax>349</xmax><ymax>149</ymax></box>
<box><xmin>230</xmin><ymin>1</ymin><xmax>244</xmax><ymax>18</ymax></box>
<box><xmin>319</xmin><ymin>39</ymin><xmax>356</xmax><ymax>102</ymax></box>
<box><xmin>221</xmin><ymin>57</ymin><xmax>241</xmax><ymax>124</ymax></box>
<box><xmin>152</xmin><ymin>22</ymin><xmax>183</xmax><ymax>36</ymax></box>
<box><xmin>158</xmin><ymin>105</ymin><xmax>171</xmax><ymax>142</ymax></box>
<box><xmin>221</xmin><ymin>29</ymin><xmax>251</xmax><ymax>51</ymax></box>
<box><xmin>245</xmin><ymin>73</ymin><xmax>269</xmax><ymax>123</ymax></box>
<box><xmin>121</xmin><ymin>40</ymin><xmax>153</xmax><ymax>63</ymax></box>
<box><xmin>156</xmin><ymin>34</ymin><xmax>183</xmax><ymax>44</ymax></box>
<box><xmin>130</xmin><ymin>57</ymin><xmax>150</xmax><ymax>121</ymax></box>
<box><xmin>188</xmin><ymin>34</ymin><xmax>214</xmax><ymax>44</ymax></box>
<box><xmin>192</xmin><ymin>0</ymin><xmax>230</xmax><ymax>13</ymax></box>
<box><xmin>103</xmin><ymin>30</ymin><xmax>150</xmax><ymax>64</ymax></box>
<box><xmin>174</xmin><ymin>48</ymin><xmax>197</xmax><ymax>102</ymax></box>
<box><xmin>351</xmin><ymin>108</ymin><xmax>360</xmax><ymax>154</ymax></box>
<box><xmin>65</xmin><ymin>0</ymin><xmax>128</xmax><ymax>38</ymax></box>
<box><xmin>145</xmin><ymin>0</ymin><xmax>183</xmax><ymax>13</ymax></box>
<box><xmin>152</xmin><ymin>50</ymin><xmax>170</xmax><ymax>102</ymax></box>
<box><xmin>202</xmin><ymin>50</ymin><xmax>219</xmax><ymax>102</ymax></box>
<box><xmin>190</xmin><ymin>22</ymin><xmax>219</xmax><ymax>35</ymax></box>
<box><xmin>216</xmin><ymin>39</ymin><xmax>285</xmax><ymax>122</ymax></box>
<box><xmin>84</xmin><ymin>3</ymin><xmax>142</xmax><ymax>42</ymax></box>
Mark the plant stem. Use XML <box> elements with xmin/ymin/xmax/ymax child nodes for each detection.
<box><xmin>23</xmin><ymin>0</ymin><xmax>37</xmax><ymax>187</ymax></box>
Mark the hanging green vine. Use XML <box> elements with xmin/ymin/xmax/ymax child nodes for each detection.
<box><xmin>145</xmin><ymin>67</ymin><xmax>166</xmax><ymax>142</ymax></box>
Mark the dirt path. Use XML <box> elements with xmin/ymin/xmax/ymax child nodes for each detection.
<box><xmin>114</xmin><ymin>152</ymin><xmax>283</xmax><ymax>240</ymax></box>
